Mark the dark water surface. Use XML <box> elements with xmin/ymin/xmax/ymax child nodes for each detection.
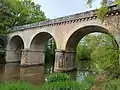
<box><xmin>0</xmin><ymin>60</ymin><xmax>92</xmax><ymax>84</ymax></box>
<box><xmin>0</xmin><ymin>63</ymin><xmax>45</xmax><ymax>84</ymax></box>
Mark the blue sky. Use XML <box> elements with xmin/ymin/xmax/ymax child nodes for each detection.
<box><xmin>33</xmin><ymin>0</ymin><xmax>101</xmax><ymax>19</ymax></box>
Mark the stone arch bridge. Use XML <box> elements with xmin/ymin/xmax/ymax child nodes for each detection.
<box><xmin>6</xmin><ymin>5</ymin><xmax>120</xmax><ymax>72</ymax></box>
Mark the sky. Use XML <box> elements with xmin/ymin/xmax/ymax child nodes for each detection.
<box><xmin>33</xmin><ymin>0</ymin><xmax>101</xmax><ymax>19</ymax></box>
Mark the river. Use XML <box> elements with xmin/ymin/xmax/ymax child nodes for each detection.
<box><xmin>0</xmin><ymin>60</ymin><xmax>93</xmax><ymax>84</ymax></box>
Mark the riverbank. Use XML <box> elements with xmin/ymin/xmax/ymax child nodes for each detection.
<box><xmin>0</xmin><ymin>78</ymin><xmax>120</xmax><ymax>90</ymax></box>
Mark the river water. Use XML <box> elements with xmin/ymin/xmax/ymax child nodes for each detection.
<box><xmin>0</xmin><ymin>60</ymin><xmax>92</xmax><ymax>84</ymax></box>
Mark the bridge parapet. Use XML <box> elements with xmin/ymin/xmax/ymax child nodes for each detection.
<box><xmin>14</xmin><ymin>5</ymin><xmax>120</xmax><ymax>31</ymax></box>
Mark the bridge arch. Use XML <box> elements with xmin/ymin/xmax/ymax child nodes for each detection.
<box><xmin>6</xmin><ymin>35</ymin><xmax>24</xmax><ymax>63</ymax></box>
<box><xmin>54</xmin><ymin>25</ymin><xmax>119</xmax><ymax>71</ymax></box>
<box><xmin>28</xmin><ymin>32</ymin><xmax>57</xmax><ymax>65</ymax></box>
<box><xmin>65</xmin><ymin>25</ymin><xmax>119</xmax><ymax>51</ymax></box>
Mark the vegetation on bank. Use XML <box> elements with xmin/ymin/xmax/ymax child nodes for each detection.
<box><xmin>0</xmin><ymin>73</ymin><xmax>120</xmax><ymax>90</ymax></box>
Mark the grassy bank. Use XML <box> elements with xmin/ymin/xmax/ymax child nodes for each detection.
<box><xmin>0</xmin><ymin>74</ymin><xmax>120</xmax><ymax>90</ymax></box>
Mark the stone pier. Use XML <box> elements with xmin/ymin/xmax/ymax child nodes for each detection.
<box><xmin>6</xmin><ymin>49</ymin><xmax>22</xmax><ymax>63</ymax></box>
<box><xmin>54</xmin><ymin>50</ymin><xmax>76</xmax><ymax>72</ymax></box>
<box><xmin>21</xmin><ymin>49</ymin><xmax>44</xmax><ymax>66</ymax></box>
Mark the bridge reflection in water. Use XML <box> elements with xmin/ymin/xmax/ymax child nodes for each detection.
<box><xmin>0</xmin><ymin>60</ymin><xmax>92</xmax><ymax>84</ymax></box>
<box><xmin>0</xmin><ymin>63</ymin><xmax>44</xmax><ymax>84</ymax></box>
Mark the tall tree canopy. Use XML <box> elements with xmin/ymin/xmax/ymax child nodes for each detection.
<box><xmin>0</xmin><ymin>0</ymin><xmax>46</xmax><ymax>35</ymax></box>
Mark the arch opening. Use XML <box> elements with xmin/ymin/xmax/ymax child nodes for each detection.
<box><xmin>66</xmin><ymin>25</ymin><xmax>119</xmax><ymax>51</ymax></box>
<box><xmin>29</xmin><ymin>32</ymin><xmax>56</xmax><ymax>72</ymax></box>
<box><xmin>0</xmin><ymin>38</ymin><xmax>5</xmax><ymax>63</ymax></box>
<box><xmin>6</xmin><ymin>35</ymin><xmax>24</xmax><ymax>63</ymax></box>
<box><xmin>65</xmin><ymin>25</ymin><xmax>119</xmax><ymax>78</ymax></box>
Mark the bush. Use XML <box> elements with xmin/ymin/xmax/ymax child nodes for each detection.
<box><xmin>41</xmin><ymin>76</ymin><xmax>95</xmax><ymax>90</ymax></box>
<box><xmin>45</xmin><ymin>73</ymin><xmax>71</xmax><ymax>83</ymax></box>
<box><xmin>42</xmin><ymin>73</ymin><xmax>96</xmax><ymax>90</ymax></box>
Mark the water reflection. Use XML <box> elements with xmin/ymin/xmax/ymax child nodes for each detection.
<box><xmin>0</xmin><ymin>60</ymin><xmax>92</xmax><ymax>84</ymax></box>
<box><xmin>20</xmin><ymin>65</ymin><xmax>44</xmax><ymax>84</ymax></box>
<box><xmin>0</xmin><ymin>63</ymin><xmax>44</xmax><ymax>84</ymax></box>
<box><xmin>3</xmin><ymin>63</ymin><xmax>20</xmax><ymax>81</ymax></box>
<box><xmin>67</xmin><ymin>70</ymin><xmax>77</xmax><ymax>81</ymax></box>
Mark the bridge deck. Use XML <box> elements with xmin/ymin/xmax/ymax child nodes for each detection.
<box><xmin>15</xmin><ymin>5</ymin><xmax>120</xmax><ymax>31</ymax></box>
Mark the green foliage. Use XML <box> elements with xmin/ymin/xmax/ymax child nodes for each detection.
<box><xmin>76</xmin><ymin>44</ymin><xmax>90</xmax><ymax>60</ymax></box>
<box><xmin>44</xmin><ymin>38</ymin><xmax>56</xmax><ymax>73</ymax></box>
<box><xmin>45</xmin><ymin>38</ymin><xmax>56</xmax><ymax>63</ymax></box>
<box><xmin>76</xmin><ymin>34</ymin><xmax>106</xmax><ymax>61</ymax></box>
<box><xmin>102</xmin><ymin>79</ymin><xmax>120</xmax><ymax>90</ymax></box>
<box><xmin>41</xmin><ymin>74</ymin><xmax>96</xmax><ymax>90</ymax></box>
<box><xmin>116</xmin><ymin>0</ymin><xmax>120</xmax><ymax>5</ymax></box>
<box><xmin>96</xmin><ymin>5</ymin><xmax>108</xmax><ymax>22</ymax></box>
<box><xmin>85</xmin><ymin>0</ymin><xmax>93</xmax><ymax>7</ymax></box>
<box><xmin>81</xmin><ymin>76</ymin><xmax>96</xmax><ymax>89</ymax></box>
<box><xmin>45</xmin><ymin>73</ymin><xmax>71</xmax><ymax>83</ymax></box>
<box><xmin>85</xmin><ymin>0</ymin><xmax>120</xmax><ymax>21</ymax></box>
<box><xmin>76</xmin><ymin>33</ymin><xmax>119</xmax><ymax>77</ymax></box>
<box><xmin>91</xmin><ymin>46</ymin><xmax>119</xmax><ymax>74</ymax></box>
<box><xmin>0</xmin><ymin>78</ymin><xmax>119</xmax><ymax>90</ymax></box>
<box><xmin>40</xmin><ymin>81</ymin><xmax>88</xmax><ymax>90</ymax></box>
<box><xmin>86</xmin><ymin>0</ymin><xmax>116</xmax><ymax>7</ymax></box>
<box><xmin>0</xmin><ymin>81</ymin><xmax>39</xmax><ymax>90</ymax></box>
<box><xmin>0</xmin><ymin>0</ymin><xmax>46</xmax><ymax>35</ymax></box>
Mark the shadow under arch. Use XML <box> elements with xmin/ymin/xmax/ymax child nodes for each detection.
<box><xmin>65</xmin><ymin>25</ymin><xmax>119</xmax><ymax>51</ymax></box>
<box><xmin>0</xmin><ymin>37</ymin><xmax>5</xmax><ymax>63</ymax></box>
<box><xmin>29</xmin><ymin>32</ymin><xmax>56</xmax><ymax>66</ymax></box>
<box><xmin>6</xmin><ymin>35</ymin><xmax>24</xmax><ymax>63</ymax></box>
<box><xmin>0</xmin><ymin>37</ymin><xmax>4</xmax><ymax>47</ymax></box>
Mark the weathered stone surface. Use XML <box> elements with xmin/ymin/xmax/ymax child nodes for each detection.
<box><xmin>21</xmin><ymin>49</ymin><xmax>44</xmax><ymax>66</ymax></box>
<box><xmin>54</xmin><ymin>50</ymin><xmax>76</xmax><ymax>72</ymax></box>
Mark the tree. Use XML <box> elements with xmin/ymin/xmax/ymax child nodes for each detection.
<box><xmin>0</xmin><ymin>0</ymin><xmax>46</xmax><ymax>34</ymax></box>
<box><xmin>86</xmin><ymin>0</ymin><xmax>119</xmax><ymax>7</ymax></box>
<box><xmin>86</xmin><ymin>0</ymin><xmax>120</xmax><ymax>21</ymax></box>
<box><xmin>45</xmin><ymin>38</ymin><xmax>56</xmax><ymax>73</ymax></box>
<box><xmin>76</xmin><ymin>33</ymin><xmax>119</xmax><ymax>77</ymax></box>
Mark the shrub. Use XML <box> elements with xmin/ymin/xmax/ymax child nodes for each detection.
<box><xmin>45</xmin><ymin>73</ymin><xmax>71</xmax><ymax>83</ymax></box>
<box><xmin>42</xmin><ymin>74</ymin><xmax>96</xmax><ymax>90</ymax></box>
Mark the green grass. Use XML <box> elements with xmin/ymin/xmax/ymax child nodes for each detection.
<box><xmin>102</xmin><ymin>79</ymin><xmax>120</xmax><ymax>90</ymax></box>
<box><xmin>45</xmin><ymin>73</ymin><xmax>71</xmax><ymax>83</ymax></box>
<box><xmin>40</xmin><ymin>81</ymin><xmax>91</xmax><ymax>90</ymax></box>
<box><xmin>0</xmin><ymin>77</ymin><xmax>119</xmax><ymax>90</ymax></box>
<box><xmin>0</xmin><ymin>80</ymin><xmax>39</xmax><ymax>90</ymax></box>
